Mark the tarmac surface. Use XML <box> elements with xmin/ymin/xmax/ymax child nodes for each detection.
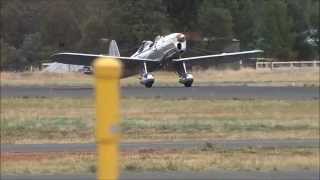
<box><xmin>2</xmin><ymin>139</ymin><xmax>318</xmax><ymax>153</ymax></box>
<box><xmin>2</xmin><ymin>170</ymin><xmax>319</xmax><ymax>180</ymax></box>
<box><xmin>1</xmin><ymin>85</ymin><xmax>319</xmax><ymax>100</ymax></box>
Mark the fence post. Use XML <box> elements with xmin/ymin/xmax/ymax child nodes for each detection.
<box><xmin>94</xmin><ymin>58</ymin><xmax>122</xmax><ymax>180</ymax></box>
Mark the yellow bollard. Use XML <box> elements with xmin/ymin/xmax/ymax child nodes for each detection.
<box><xmin>94</xmin><ymin>58</ymin><xmax>122</xmax><ymax>180</ymax></box>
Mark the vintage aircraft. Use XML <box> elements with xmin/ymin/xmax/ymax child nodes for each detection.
<box><xmin>51</xmin><ymin>33</ymin><xmax>263</xmax><ymax>88</ymax></box>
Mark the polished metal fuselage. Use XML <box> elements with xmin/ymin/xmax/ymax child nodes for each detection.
<box><xmin>122</xmin><ymin>33</ymin><xmax>186</xmax><ymax>77</ymax></box>
<box><xmin>132</xmin><ymin>33</ymin><xmax>186</xmax><ymax>64</ymax></box>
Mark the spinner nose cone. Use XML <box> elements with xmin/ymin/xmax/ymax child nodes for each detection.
<box><xmin>177</xmin><ymin>33</ymin><xmax>186</xmax><ymax>42</ymax></box>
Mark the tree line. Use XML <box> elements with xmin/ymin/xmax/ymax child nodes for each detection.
<box><xmin>1</xmin><ymin>0</ymin><xmax>319</xmax><ymax>70</ymax></box>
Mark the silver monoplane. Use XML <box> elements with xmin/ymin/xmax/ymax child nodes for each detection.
<box><xmin>51</xmin><ymin>33</ymin><xmax>263</xmax><ymax>88</ymax></box>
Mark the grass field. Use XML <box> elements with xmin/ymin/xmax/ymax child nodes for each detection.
<box><xmin>1</xmin><ymin>68</ymin><xmax>319</xmax><ymax>87</ymax></box>
<box><xmin>2</xmin><ymin>148</ymin><xmax>318</xmax><ymax>174</ymax></box>
<box><xmin>1</xmin><ymin>96</ymin><xmax>319</xmax><ymax>175</ymax></box>
<box><xmin>1</xmin><ymin>97</ymin><xmax>318</xmax><ymax>144</ymax></box>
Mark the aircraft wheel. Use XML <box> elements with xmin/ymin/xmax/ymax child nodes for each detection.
<box><xmin>184</xmin><ymin>81</ymin><xmax>193</xmax><ymax>87</ymax></box>
<box><xmin>145</xmin><ymin>82</ymin><xmax>153</xmax><ymax>88</ymax></box>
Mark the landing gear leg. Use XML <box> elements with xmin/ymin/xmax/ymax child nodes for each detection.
<box><xmin>175</xmin><ymin>61</ymin><xmax>194</xmax><ymax>88</ymax></box>
<box><xmin>139</xmin><ymin>62</ymin><xmax>155</xmax><ymax>88</ymax></box>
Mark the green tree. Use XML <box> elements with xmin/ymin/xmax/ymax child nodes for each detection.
<box><xmin>198</xmin><ymin>0</ymin><xmax>233</xmax><ymax>39</ymax></box>
<box><xmin>258</xmin><ymin>0</ymin><xmax>295</xmax><ymax>59</ymax></box>
<box><xmin>40</xmin><ymin>1</ymin><xmax>81</xmax><ymax>49</ymax></box>
<box><xmin>163</xmin><ymin>0</ymin><xmax>202</xmax><ymax>32</ymax></box>
<box><xmin>1</xmin><ymin>0</ymin><xmax>319</xmax><ymax>70</ymax></box>
<box><xmin>105</xmin><ymin>0</ymin><xmax>168</xmax><ymax>45</ymax></box>
<box><xmin>1</xmin><ymin>0</ymin><xmax>42</xmax><ymax>47</ymax></box>
<box><xmin>1</xmin><ymin>39</ymin><xmax>20</xmax><ymax>70</ymax></box>
<box><xmin>198</xmin><ymin>0</ymin><xmax>233</xmax><ymax>51</ymax></box>
<box><xmin>309</xmin><ymin>0</ymin><xmax>319</xmax><ymax>55</ymax></box>
<box><xmin>78</xmin><ymin>16</ymin><xmax>108</xmax><ymax>53</ymax></box>
<box><xmin>18</xmin><ymin>33</ymin><xmax>44</xmax><ymax>67</ymax></box>
<box><xmin>232</xmin><ymin>0</ymin><xmax>257</xmax><ymax>50</ymax></box>
<box><xmin>286</xmin><ymin>0</ymin><xmax>318</xmax><ymax>59</ymax></box>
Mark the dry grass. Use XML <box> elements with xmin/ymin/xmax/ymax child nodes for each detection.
<box><xmin>2</xmin><ymin>153</ymin><xmax>95</xmax><ymax>175</ymax></box>
<box><xmin>1</xmin><ymin>68</ymin><xmax>319</xmax><ymax>87</ymax></box>
<box><xmin>1</xmin><ymin>97</ymin><xmax>318</xmax><ymax>144</ymax></box>
<box><xmin>1</xmin><ymin>71</ymin><xmax>93</xmax><ymax>86</ymax></box>
<box><xmin>1</xmin><ymin>148</ymin><xmax>318</xmax><ymax>174</ymax></box>
<box><xmin>194</xmin><ymin>68</ymin><xmax>319</xmax><ymax>84</ymax></box>
<box><xmin>123</xmin><ymin>148</ymin><xmax>319</xmax><ymax>172</ymax></box>
<box><xmin>121</xmin><ymin>68</ymin><xmax>320</xmax><ymax>87</ymax></box>
<box><xmin>1</xmin><ymin>98</ymin><xmax>95</xmax><ymax>144</ymax></box>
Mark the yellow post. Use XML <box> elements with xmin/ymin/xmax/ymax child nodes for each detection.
<box><xmin>94</xmin><ymin>58</ymin><xmax>122</xmax><ymax>180</ymax></box>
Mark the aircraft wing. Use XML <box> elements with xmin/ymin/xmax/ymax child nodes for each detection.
<box><xmin>172</xmin><ymin>50</ymin><xmax>263</xmax><ymax>63</ymax></box>
<box><xmin>51</xmin><ymin>52</ymin><xmax>158</xmax><ymax>66</ymax></box>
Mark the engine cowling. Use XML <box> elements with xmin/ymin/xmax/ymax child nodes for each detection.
<box><xmin>140</xmin><ymin>73</ymin><xmax>154</xmax><ymax>88</ymax></box>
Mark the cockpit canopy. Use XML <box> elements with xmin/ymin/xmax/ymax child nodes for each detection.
<box><xmin>154</xmin><ymin>35</ymin><xmax>162</xmax><ymax>42</ymax></box>
<box><xmin>137</xmin><ymin>40</ymin><xmax>154</xmax><ymax>53</ymax></box>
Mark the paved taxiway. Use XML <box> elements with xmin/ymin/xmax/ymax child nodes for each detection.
<box><xmin>2</xmin><ymin>139</ymin><xmax>318</xmax><ymax>153</ymax></box>
<box><xmin>2</xmin><ymin>170</ymin><xmax>319</xmax><ymax>180</ymax></box>
<box><xmin>1</xmin><ymin>85</ymin><xmax>319</xmax><ymax>100</ymax></box>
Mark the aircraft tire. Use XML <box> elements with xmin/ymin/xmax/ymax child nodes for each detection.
<box><xmin>145</xmin><ymin>82</ymin><xmax>153</xmax><ymax>88</ymax></box>
<box><xmin>184</xmin><ymin>81</ymin><xmax>193</xmax><ymax>87</ymax></box>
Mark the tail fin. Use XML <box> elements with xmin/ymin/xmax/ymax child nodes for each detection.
<box><xmin>108</xmin><ymin>40</ymin><xmax>120</xmax><ymax>57</ymax></box>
